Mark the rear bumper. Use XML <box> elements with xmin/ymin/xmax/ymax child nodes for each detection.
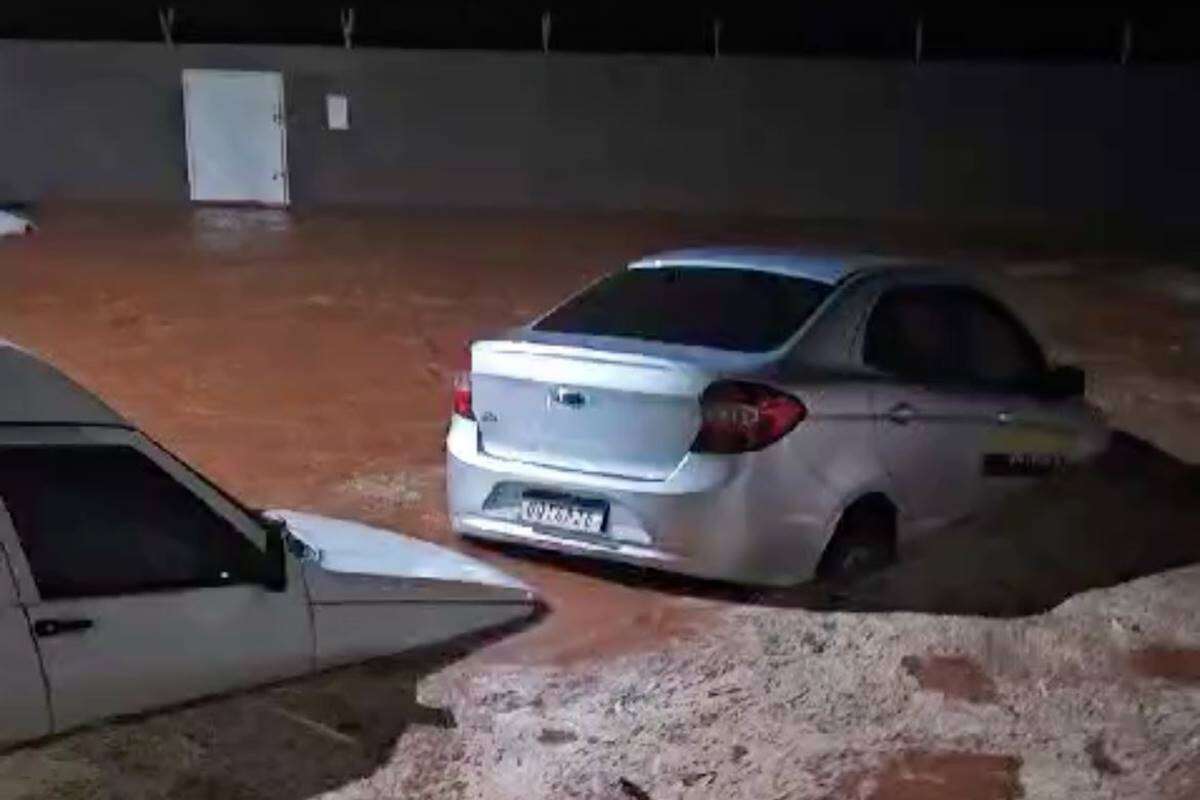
<box><xmin>445</xmin><ymin>416</ymin><xmax>837</xmax><ymax>585</ymax></box>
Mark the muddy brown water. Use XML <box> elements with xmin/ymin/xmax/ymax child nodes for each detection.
<box><xmin>828</xmin><ymin>750</ymin><xmax>1025</xmax><ymax>800</ymax></box>
<box><xmin>1128</xmin><ymin>646</ymin><xmax>1200</xmax><ymax>685</ymax></box>
<box><xmin>900</xmin><ymin>654</ymin><xmax>999</xmax><ymax>704</ymax></box>
<box><xmin>0</xmin><ymin>205</ymin><xmax>1198</xmax><ymax>669</ymax></box>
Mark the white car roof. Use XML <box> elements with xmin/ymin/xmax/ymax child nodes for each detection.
<box><xmin>0</xmin><ymin>341</ymin><xmax>128</xmax><ymax>427</ymax></box>
<box><xmin>628</xmin><ymin>246</ymin><xmax>896</xmax><ymax>285</ymax></box>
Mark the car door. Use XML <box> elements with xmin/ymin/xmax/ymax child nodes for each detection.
<box><xmin>0</xmin><ymin>425</ymin><xmax>313</xmax><ymax>733</ymax></box>
<box><xmin>863</xmin><ymin>285</ymin><xmax>1011</xmax><ymax>532</ymax></box>
<box><xmin>0</xmin><ymin>537</ymin><xmax>51</xmax><ymax>746</ymax></box>
<box><xmin>950</xmin><ymin>289</ymin><xmax>1098</xmax><ymax>504</ymax></box>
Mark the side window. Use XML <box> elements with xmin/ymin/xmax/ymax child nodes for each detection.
<box><xmin>865</xmin><ymin>286</ymin><xmax>1046</xmax><ymax>391</ymax></box>
<box><xmin>863</xmin><ymin>288</ymin><xmax>959</xmax><ymax>382</ymax></box>
<box><xmin>0</xmin><ymin>446</ymin><xmax>268</xmax><ymax>600</ymax></box>
<box><xmin>954</xmin><ymin>291</ymin><xmax>1046</xmax><ymax>389</ymax></box>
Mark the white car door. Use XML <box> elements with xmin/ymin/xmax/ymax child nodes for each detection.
<box><xmin>0</xmin><ymin>540</ymin><xmax>51</xmax><ymax>746</ymax></box>
<box><xmin>948</xmin><ymin>290</ymin><xmax>1108</xmax><ymax>503</ymax></box>
<box><xmin>863</xmin><ymin>285</ymin><xmax>1006</xmax><ymax>532</ymax></box>
<box><xmin>0</xmin><ymin>426</ymin><xmax>313</xmax><ymax>733</ymax></box>
<box><xmin>979</xmin><ymin>396</ymin><xmax>1101</xmax><ymax>503</ymax></box>
<box><xmin>870</xmin><ymin>383</ymin><xmax>999</xmax><ymax>530</ymax></box>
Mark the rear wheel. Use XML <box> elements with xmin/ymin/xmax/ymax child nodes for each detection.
<box><xmin>816</xmin><ymin>497</ymin><xmax>897</xmax><ymax>581</ymax></box>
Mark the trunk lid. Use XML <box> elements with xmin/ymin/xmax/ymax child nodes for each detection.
<box><xmin>471</xmin><ymin>336</ymin><xmax>743</xmax><ymax>480</ymax></box>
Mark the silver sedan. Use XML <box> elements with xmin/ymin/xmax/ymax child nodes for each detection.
<box><xmin>446</xmin><ymin>247</ymin><xmax>1108</xmax><ymax>585</ymax></box>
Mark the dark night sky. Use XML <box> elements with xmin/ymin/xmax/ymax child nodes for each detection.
<box><xmin>2</xmin><ymin>2</ymin><xmax>1198</xmax><ymax>61</ymax></box>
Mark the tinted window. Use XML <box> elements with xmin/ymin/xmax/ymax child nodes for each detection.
<box><xmin>534</xmin><ymin>267</ymin><xmax>833</xmax><ymax>352</ymax></box>
<box><xmin>958</xmin><ymin>293</ymin><xmax>1046</xmax><ymax>387</ymax></box>
<box><xmin>864</xmin><ymin>286</ymin><xmax>1045</xmax><ymax>389</ymax></box>
<box><xmin>863</xmin><ymin>288</ymin><xmax>959</xmax><ymax>381</ymax></box>
<box><xmin>0</xmin><ymin>446</ymin><xmax>268</xmax><ymax>600</ymax></box>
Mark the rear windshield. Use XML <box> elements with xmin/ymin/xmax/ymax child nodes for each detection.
<box><xmin>533</xmin><ymin>267</ymin><xmax>833</xmax><ymax>352</ymax></box>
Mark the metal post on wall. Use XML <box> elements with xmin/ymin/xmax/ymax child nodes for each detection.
<box><xmin>157</xmin><ymin>7</ymin><xmax>175</xmax><ymax>48</ymax></box>
<box><xmin>341</xmin><ymin>8</ymin><xmax>355</xmax><ymax>50</ymax></box>
<box><xmin>1120</xmin><ymin>19</ymin><xmax>1134</xmax><ymax>65</ymax></box>
<box><xmin>914</xmin><ymin>15</ymin><xmax>924</xmax><ymax>64</ymax></box>
<box><xmin>542</xmin><ymin>10</ymin><xmax>553</xmax><ymax>54</ymax></box>
<box><xmin>713</xmin><ymin>17</ymin><xmax>723</xmax><ymax>59</ymax></box>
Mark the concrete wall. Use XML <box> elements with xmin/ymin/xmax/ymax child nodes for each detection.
<box><xmin>2</xmin><ymin>40</ymin><xmax>1199</xmax><ymax>221</ymax></box>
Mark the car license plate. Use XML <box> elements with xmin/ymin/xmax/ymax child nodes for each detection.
<box><xmin>520</xmin><ymin>492</ymin><xmax>608</xmax><ymax>535</ymax></box>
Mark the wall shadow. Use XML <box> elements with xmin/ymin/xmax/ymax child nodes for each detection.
<box><xmin>476</xmin><ymin>431</ymin><xmax>1200</xmax><ymax>618</ymax></box>
<box><xmin>2</xmin><ymin>615</ymin><xmax>540</xmax><ymax>800</ymax></box>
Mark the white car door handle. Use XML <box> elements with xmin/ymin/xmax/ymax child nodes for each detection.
<box><xmin>996</xmin><ymin>410</ymin><xmax>1014</xmax><ymax>424</ymax></box>
<box><xmin>33</xmin><ymin>618</ymin><xmax>93</xmax><ymax>638</ymax></box>
<box><xmin>886</xmin><ymin>403</ymin><xmax>916</xmax><ymax>425</ymax></box>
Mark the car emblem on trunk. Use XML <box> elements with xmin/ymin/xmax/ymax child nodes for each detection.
<box><xmin>550</xmin><ymin>386</ymin><xmax>587</xmax><ymax>409</ymax></box>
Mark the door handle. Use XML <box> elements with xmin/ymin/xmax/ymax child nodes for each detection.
<box><xmin>996</xmin><ymin>410</ymin><xmax>1014</xmax><ymax>425</ymax></box>
<box><xmin>33</xmin><ymin>618</ymin><xmax>93</xmax><ymax>638</ymax></box>
<box><xmin>886</xmin><ymin>403</ymin><xmax>916</xmax><ymax>425</ymax></box>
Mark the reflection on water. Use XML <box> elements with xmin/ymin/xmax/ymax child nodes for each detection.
<box><xmin>190</xmin><ymin>207</ymin><xmax>293</xmax><ymax>254</ymax></box>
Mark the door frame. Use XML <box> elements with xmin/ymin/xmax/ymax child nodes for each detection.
<box><xmin>181</xmin><ymin>69</ymin><xmax>290</xmax><ymax>206</ymax></box>
<box><xmin>0</xmin><ymin>424</ymin><xmax>275</xmax><ymax>603</ymax></box>
<box><xmin>0</xmin><ymin>540</ymin><xmax>51</xmax><ymax>744</ymax></box>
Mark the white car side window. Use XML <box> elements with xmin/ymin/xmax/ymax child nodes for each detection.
<box><xmin>954</xmin><ymin>291</ymin><xmax>1047</xmax><ymax>390</ymax></box>
<box><xmin>865</xmin><ymin>285</ymin><xmax>1045</xmax><ymax>392</ymax></box>
<box><xmin>0</xmin><ymin>445</ymin><xmax>271</xmax><ymax>600</ymax></box>
<box><xmin>863</xmin><ymin>287</ymin><xmax>959</xmax><ymax>382</ymax></box>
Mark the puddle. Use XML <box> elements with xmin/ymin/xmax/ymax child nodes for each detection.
<box><xmin>1128</xmin><ymin>646</ymin><xmax>1200</xmax><ymax>685</ymax></box>
<box><xmin>830</xmin><ymin>750</ymin><xmax>1023</xmax><ymax>800</ymax></box>
<box><xmin>901</xmin><ymin>655</ymin><xmax>998</xmax><ymax>704</ymax></box>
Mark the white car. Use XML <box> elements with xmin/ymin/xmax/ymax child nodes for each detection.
<box><xmin>447</xmin><ymin>248</ymin><xmax>1109</xmax><ymax>585</ymax></box>
<box><xmin>0</xmin><ymin>341</ymin><xmax>536</xmax><ymax>748</ymax></box>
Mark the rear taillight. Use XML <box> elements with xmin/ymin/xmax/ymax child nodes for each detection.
<box><xmin>452</xmin><ymin>371</ymin><xmax>474</xmax><ymax>420</ymax></box>
<box><xmin>691</xmin><ymin>381</ymin><xmax>806</xmax><ymax>453</ymax></box>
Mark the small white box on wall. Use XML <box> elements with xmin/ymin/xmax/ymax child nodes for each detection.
<box><xmin>326</xmin><ymin>94</ymin><xmax>349</xmax><ymax>130</ymax></box>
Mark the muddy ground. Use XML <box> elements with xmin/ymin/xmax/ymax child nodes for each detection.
<box><xmin>0</xmin><ymin>206</ymin><xmax>1198</xmax><ymax>799</ymax></box>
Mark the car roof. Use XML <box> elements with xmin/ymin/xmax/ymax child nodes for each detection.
<box><xmin>627</xmin><ymin>246</ymin><xmax>898</xmax><ymax>285</ymax></box>
<box><xmin>0</xmin><ymin>341</ymin><xmax>129</xmax><ymax>427</ymax></box>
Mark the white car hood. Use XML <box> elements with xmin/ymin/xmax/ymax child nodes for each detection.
<box><xmin>266</xmin><ymin>509</ymin><xmax>534</xmax><ymax>601</ymax></box>
<box><xmin>267</xmin><ymin>510</ymin><xmax>538</xmax><ymax>669</ymax></box>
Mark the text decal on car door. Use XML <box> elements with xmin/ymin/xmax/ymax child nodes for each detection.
<box><xmin>982</xmin><ymin>427</ymin><xmax>1074</xmax><ymax>476</ymax></box>
<box><xmin>982</xmin><ymin>452</ymin><xmax>1067</xmax><ymax>476</ymax></box>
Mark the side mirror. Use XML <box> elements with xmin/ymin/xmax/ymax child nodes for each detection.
<box><xmin>1037</xmin><ymin>365</ymin><xmax>1085</xmax><ymax>400</ymax></box>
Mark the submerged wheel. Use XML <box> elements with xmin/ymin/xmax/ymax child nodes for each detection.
<box><xmin>816</xmin><ymin>496</ymin><xmax>897</xmax><ymax>581</ymax></box>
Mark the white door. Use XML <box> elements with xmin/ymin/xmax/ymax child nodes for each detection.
<box><xmin>0</xmin><ymin>544</ymin><xmax>50</xmax><ymax>746</ymax></box>
<box><xmin>183</xmin><ymin>69</ymin><xmax>288</xmax><ymax>205</ymax></box>
<box><xmin>0</xmin><ymin>427</ymin><xmax>312</xmax><ymax>733</ymax></box>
